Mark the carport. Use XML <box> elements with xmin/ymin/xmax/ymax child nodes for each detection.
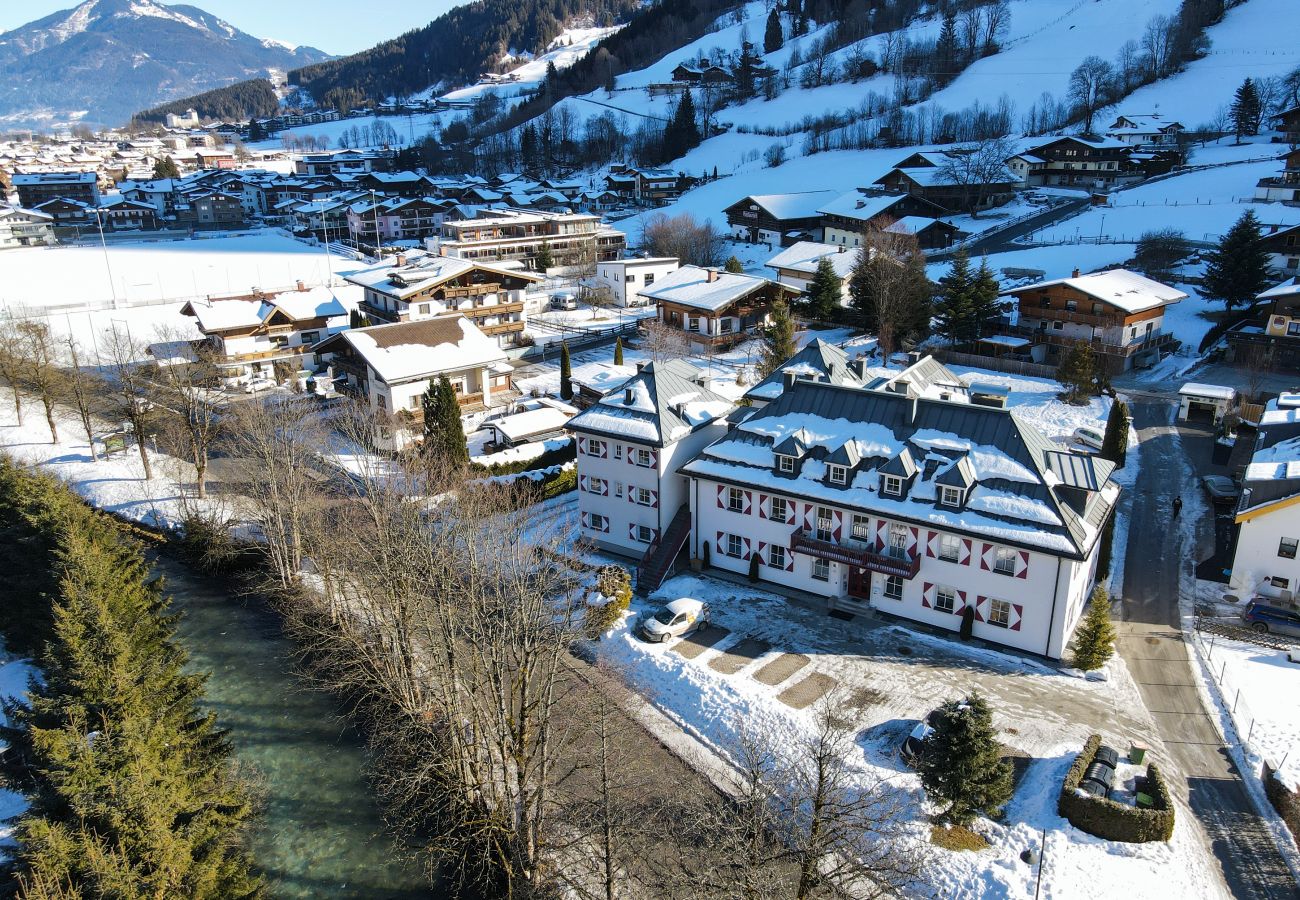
<box><xmin>1178</xmin><ymin>382</ymin><xmax>1236</xmax><ymax>425</ymax></box>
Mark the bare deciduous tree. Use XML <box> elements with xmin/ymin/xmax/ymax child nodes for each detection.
<box><xmin>641</xmin><ymin>212</ymin><xmax>726</xmax><ymax>267</ymax></box>
<box><xmin>0</xmin><ymin>327</ymin><xmax>28</xmax><ymax>427</ymax></box>
<box><xmin>640</xmin><ymin>318</ymin><xmax>691</xmax><ymax>365</ymax></box>
<box><xmin>100</xmin><ymin>324</ymin><xmax>158</xmax><ymax>479</ymax></box>
<box><xmin>936</xmin><ymin>136</ymin><xmax>1016</xmax><ymax>217</ymax></box>
<box><xmin>1069</xmin><ymin>56</ymin><xmax>1114</xmax><ymax>134</ymax></box>
<box><xmin>15</xmin><ymin>319</ymin><xmax>65</xmax><ymax>443</ymax></box>
<box><xmin>62</xmin><ymin>337</ymin><xmax>102</xmax><ymax>461</ymax></box>
<box><xmin>150</xmin><ymin>327</ymin><xmax>226</xmax><ymax>498</ymax></box>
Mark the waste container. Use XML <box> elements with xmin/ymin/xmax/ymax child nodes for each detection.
<box><xmin>1129</xmin><ymin>742</ymin><xmax>1148</xmax><ymax>764</ymax></box>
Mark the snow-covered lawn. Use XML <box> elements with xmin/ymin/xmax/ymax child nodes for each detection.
<box><xmin>0</xmin><ymin>232</ymin><xmax>360</xmax><ymax>313</ymax></box>
<box><xmin>596</xmin><ymin>573</ymin><xmax>1222</xmax><ymax>900</ymax></box>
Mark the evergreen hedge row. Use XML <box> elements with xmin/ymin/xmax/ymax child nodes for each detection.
<box><xmin>1058</xmin><ymin>734</ymin><xmax>1175</xmax><ymax>843</ymax></box>
<box><xmin>1263</xmin><ymin>762</ymin><xmax>1300</xmax><ymax>843</ymax></box>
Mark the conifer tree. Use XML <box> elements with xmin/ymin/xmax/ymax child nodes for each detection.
<box><xmin>1230</xmin><ymin>77</ymin><xmax>1263</xmax><ymax>141</ymax></box>
<box><xmin>1100</xmin><ymin>400</ymin><xmax>1130</xmax><ymax>469</ymax></box>
<box><xmin>5</xmin><ymin>501</ymin><xmax>261</xmax><ymax>897</ymax></box>
<box><xmin>1202</xmin><ymin>209</ymin><xmax>1271</xmax><ymax>311</ymax></box>
<box><xmin>847</xmin><ymin>247</ymin><xmax>878</xmax><ymax>333</ymax></box>
<box><xmin>613</xmin><ymin>336</ymin><xmax>624</xmax><ymax>366</ymax></box>
<box><xmin>421</xmin><ymin>375</ymin><xmax>468</xmax><ymax>467</ymax></box>
<box><xmin>724</xmin><ymin>255</ymin><xmax>745</xmax><ymax>273</ymax></box>
<box><xmin>152</xmin><ymin>156</ymin><xmax>180</xmax><ymax>179</ymax></box>
<box><xmin>934</xmin><ymin>251</ymin><xmax>973</xmax><ymax>346</ymax></box>
<box><xmin>935</xmin><ymin>13</ymin><xmax>959</xmax><ymax>83</ymax></box>
<box><xmin>535</xmin><ymin>239</ymin><xmax>554</xmax><ymax>272</ymax></box>
<box><xmin>560</xmin><ymin>341</ymin><xmax>574</xmax><ymax>400</ymax></box>
<box><xmin>763</xmin><ymin>9</ymin><xmax>784</xmax><ymax>54</ymax></box>
<box><xmin>1057</xmin><ymin>341</ymin><xmax>1097</xmax><ymax>404</ymax></box>
<box><xmin>1072</xmin><ymin>586</ymin><xmax>1117</xmax><ymax>671</ymax></box>
<box><xmin>759</xmin><ymin>298</ymin><xmax>796</xmax><ymax>378</ymax></box>
<box><xmin>916</xmin><ymin>692</ymin><xmax>1013</xmax><ymax>826</ymax></box>
<box><xmin>805</xmin><ymin>257</ymin><xmax>842</xmax><ymax>321</ymax></box>
<box><xmin>966</xmin><ymin>257</ymin><xmax>1002</xmax><ymax>340</ymax></box>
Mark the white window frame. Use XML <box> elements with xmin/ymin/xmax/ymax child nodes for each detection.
<box><xmin>994</xmin><ymin>547</ymin><xmax>1016</xmax><ymax>575</ymax></box>
<box><xmin>851</xmin><ymin>514</ymin><xmax>870</xmax><ymax>540</ymax></box>
<box><xmin>588</xmin><ymin>439</ymin><xmax>607</xmax><ymax>457</ymax></box>
<box><xmin>635</xmin><ymin>524</ymin><xmax>655</xmax><ymax>543</ymax></box>
<box><xmin>728</xmin><ymin>487</ymin><xmax>745</xmax><ymax>513</ymax></box>
<box><xmin>635</xmin><ymin>447</ymin><xmax>652</xmax><ymax>467</ymax></box>
<box><xmin>777</xmin><ymin>455</ymin><xmax>795</xmax><ymax>473</ymax></box>
<box><xmin>769</xmin><ymin>497</ymin><xmax>788</xmax><ymax>522</ymax></box>
<box><xmin>882</xmin><ymin>474</ymin><xmax>903</xmax><ymax>496</ymax></box>
<box><xmin>888</xmin><ymin>524</ymin><xmax>908</xmax><ymax>559</ymax></box>
<box><xmin>939</xmin><ymin>534</ymin><xmax>960</xmax><ymax>562</ymax></box>
<box><xmin>939</xmin><ymin>485</ymin><xmax>963</xmax><ymax>507</ymax></box>
<box><xmin>587</xmin><ymin>513</ymin><xmax>608</xmax><ymax>532</ymax></box>
<box><xmin>727</xmin><ymin>533</ymin><xmax>745</xmax><ymax>558</ymax></box>
<box><xmin>768</xmin><ymin>545</ymin><xmax>786</xmax><ymax>570</ymax></box>
<box><xmin>812</xmin><ymin>557</ymin><xmax>831</xmax><ymax>581</ymax></box>
<box><xmin>883</xmin><ymin>575</ymin><xmax>903</xmax><ymax>601</ymax></box>
<box><xmin>988</xmin><ymin>598</ymin><xmax>1011</xmax><ymax>628</ymax></box>
<box><xmin>634</xmin><ymin>487</ymin><xmax>653</xmax><ymax>506</ymax></box>
<box><xmin>816</xmin><ymin>507</ymin><xmax>834</xmax><ymax>542</ymax></box>
<box><xmin>1279</xmin><ymin>537</ymin><xmax>1298</xmax><ymax>560</ymax></box>
<box><xmin>828</xmin><ymin>464</ymin><xmax>847</xmax><ymax>485</ymax></box>
<box><xmin>614</xmin><ymin>443</ymin><xmax>624</xmax><ymax>460</ymax></box>
<box><xmin>935</xmin><ymin>585</ymin><xmax>956</xmax><ymax>613</ymax></box>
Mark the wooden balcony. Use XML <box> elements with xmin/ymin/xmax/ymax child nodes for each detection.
<box><xmin>789</xmin><ymin>529</ymin><xmax>921</xmax><ymax>579</ymax></box>
<box><xmin>461</xmin><ymin>300</ymin><xmax>524</xmax><ymax>318</ymax></box>
<box><xmin>1020</xmin><ymin>307</ymin><xmax>1121</xmax><ymax>329</ymax></box>
<box><xmin>221</xmin><ymin>344</ymin><xmax>313</xmax><ymax>365</ymax></box>
<box><xmin>478</xmin><ymin>320</ymin><xmax>525</xmax><ymax>336</ymax></box>
<box><xmin>1012</xmin><ymin>326</ymin><xmax>1175</xmax><ymax>358</ymax></box>
<box><xmin>442</xmin><ymin>282</ymin><xmax>501</xmax><ymax>299</ymax></box>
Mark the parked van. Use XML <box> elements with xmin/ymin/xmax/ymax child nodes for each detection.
<box><xmin>1241</xmin><ymin>601</ymin><xmax>1300</xmax><ymax>638</ymax></box>
<box><xmin>1072</xmin><ymin>426</ymin><xmax>1104</xmax><ymax>450</ymax></box>
<box><xmin>549</xmin><ymin>291</ymin><xmax>578</xmax><ymax>310</ymax></box>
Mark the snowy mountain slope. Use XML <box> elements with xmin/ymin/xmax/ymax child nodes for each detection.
<box><xmin>1117</xmin><ymin>0</ymin><xmax>1300</xmax><ymax>124</ymax></box>
<box><xmin>0</xmin><ymin>0</ymin><xmax>330</xmax><ymax>129</ymax></box>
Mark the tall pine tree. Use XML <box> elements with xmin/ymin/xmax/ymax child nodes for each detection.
<box><xmin>805</xmin><ymin>257</ymin><xmax>842</xmax><ymax>321</ymax></box>
<box><xmin>1230</xmin><ymin>77</ymin><xmax>1262</xmax><ymax>141</ymax></box>
<box><xmin>848</xmin><ymin>246</ymin><xmax>878</xmax><ymax>334</ymax></box>
<box><xmin>916</xmin><ymin>692</ymin><xmax>1013</xmax><ymax>826</ymax></box>
<box><xmin>535</xmin><ymin>240</ymin><xmax>554</xmax><ymax>272</ymax></box>
<box><xmin>421</xmin><ymin>376</ymin><xmax>468</xmax><ymax>467</ymax></box>
<box><xmin>1072</xmin><ymin>586</ymin><xmax>1117</xmax><ymax>671</ymax></box>
<box><xmin>763</xmin><ymin>9</ymin><xmax>784</xmax><ymax>54</ymax></box>
<box><xmin>1100</xmin><ymin>400</ymin><xmax>1130</xmax><ymax>469</ymax></box>
<box><xmin>1203</xmin><ymin>209</ymin><xmax>1271</xmax><ymax>311</ymax></box>
<box><xmin>613</xmin><ymin>336</ymin><xmax>624</xmax><ymax>366</ymax></box>
<box><xmin>966</xmin><ymin>257</ymin><xmax>1002</xmax><ymax>340</ymax></box>
<box><xmin>934</xmin><ymin>251</ymin><xmax>974</xmax><ymax>346</ymax></box>
<box><xmin>560</xmin><ymin>341</ymin><xmax>574</xmax><ymax>400</ymax></box>
<box><xmin>759</xmin><ymin>298</ymin><xmax>796</xmax><ymax>378</ymax></box>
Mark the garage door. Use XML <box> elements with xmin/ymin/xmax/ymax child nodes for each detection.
<box><xmin>1186</xmin><ymin>400</ymin><xmax>1218</xmax><ymax>423</ymax></box>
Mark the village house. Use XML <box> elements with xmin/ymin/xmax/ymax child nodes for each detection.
<box><xmin>13</xmin><ymin>170</ymin><xmax>101</xmax><ymax>208</ymax></box>
<box><xmin>565</xmin><ymin>359</ymin><xmax>735</xmax><ymax>569</ymax></box>
<box><xmin>1263</xmin><ymin>223</ymin><xmax>1300</xmax><ymax>274</ymax></box>
<box><xmin>593</xmin><ymin>257</ymin><xmax>680</xmax><ymax>307</ymax></box>
<box><xmin>1230</xmin><ymin>393</ymin><xmax>1300</xmax><ymax>604</ymax></box>
<box><xmin>640</xmin><ymin>265</ymin><xmax>799</xmax><ymax>349</ymax></box>
<box><xmin>347</xmin><ymin>196</ymin><xmax>450</xmax><ymax>244</ymax></box>
<box><xmin>96</xmin><ymin>196</ymin><xmax>160</xmax><ymax>230</ymax></box>
<box><xmin>1005</xmin><ymin>136</ymin><xmax>1135</xmax><ymax>189</ymax></box>
<box><xmin>1000</xmin><ymin>268</ymin><xmax>1186</xmax><ymax>373</ymax></box>
<box><xmin>723</xmin><ymin>191</ymin><xmax>836</xmax><ymax>246</ymax></box>
<box><xmin>178</xmin><ymin>285</ymin><xmax>351</xmax><ymax>382</ymax></box>
<box><xmin>1104</xmin><ymin>114</ymin><xmax>1186</xmax><ymax>149</ymax></box>
<box><xmin>293</xmin><ymin>149</ymin><xmax>394</xmax><ymax>177</ymax></box>
<box><xmin>817</xmin><ymin>189</ymin><xmax>951</xmax><ymax>247</ymax></box>
<box><xmin>871</xmin><ymin>150</ymin><xmax>1017</xmax><ymax>215</ymax></box>
<box><xmin>604</xmin><ymin>165</ymin><xmax>691</xmax><ymax>203</ymax></box>
<box><xmin>343</xmin><ymin>250</ymin><xmax>541</xmax><ymax>347</ymax></box>
<box><xmin>1273</xmin><ymin>104</ymin><xmax>1300</xmax><ymax>144</ymax></box>
<box><xmin>175</xmin><ymin>191</ymin><xmax>246</xmax><ymax>229</ymax></box>
<box><xmin>31</xmin><ymin>197</ymin><xmax>94</xmax><ymax>226</ymax></box>
<box><xmin>1226</xmin><ymin>277</ymin><xmax>1300</xmax><ymax>371</ymax></box>
<box><xmin>313</xmin><ymin>314</ymin><xmax>515</xmax><ymax>451</ymax></box>
<box><xmin>434</xmin><ymin>208</ymin><xmax>627</xmax><ymax>273</ymax></box>
<box><xmin>765</xmin><ymin>241</ymin><xmax>860</xmax><ymax>303</ymax></box>
<box><xmin>742</xmin><ymin>339</ymin><xmax>872</xmax><ymax>407</ymax></box>
<box><xmin>0</xmin><ymin>206</ymin><xmax>54</xmax><ymax>248</ymax></box>
<box><xmin>1254</xmin><ymin>148</ymin><xmax>1300</xmax><ymax>204</ymax></box>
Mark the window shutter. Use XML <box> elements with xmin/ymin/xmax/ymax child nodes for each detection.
<box><xmin>926</xmin><ymin>531</ymin><xmax>938</xmax><ymax>558</ymax></box>
<box><xmin>1010</xmin><ymin>602</ymin><xmax>1024</xmax><ymax>631</ymax></box>
<box><xmin>960</xmin><ymin>539</ymin><xmax>972</xmax><ymax>566</ymax></box>
<box><xmin>716</xmin><ymin>484</ymin><xmax>725</xmax><ymax>508</ymax></box>
<box><xmin>758</xmin><ymin>493</ymin><xmax>769</xmax><ymax>519</ymax></box>
<box><xmin>974</xmin><ymin>595</ymin><xmax>988</xmax><ymax>623</ymax></box>
<box><xmin>1016</xmin><ymin>551</ymin><xmax>1029</xmax><ymax>579</ymax></box>
<box><xmin>980</xmin><ymin>543</ymin><xmax>994</xmax><ymax>571</ymax></box>
<box><xmin>743</xmin><ymin>491</ymin><xmax>753</xmax><ymax>515</ymax></box>
<box><xmin>832</xmin><ymin>510</ymin><xmax>843</xmax><ymax>541</ymax></box>
<box><xmin>955</xmin><ymin>590</ymin><xmax>968</xmax><ymax>614</ymax></box>
<box><xmin>921</xmin><ymin>581</ymin><xmax>934</xmax><ymax>608</ymax></box>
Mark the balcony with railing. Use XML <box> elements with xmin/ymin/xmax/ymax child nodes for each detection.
<box><xmin>789</xmin><ymin>528</ymin><xmax>921</xmax><ymax>579</ymax></box>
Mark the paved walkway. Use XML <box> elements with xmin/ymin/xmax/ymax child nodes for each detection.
<box><xmin>1119</xmin><ymin>399</ymin><xmax>1298</xmax><ymax>899</ymax></box>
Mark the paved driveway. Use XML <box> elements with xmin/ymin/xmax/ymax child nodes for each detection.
<box><xmin>1119</xmin><ymin>398</ymin><xmax>1298</xmax><ymax>899</ymax></box>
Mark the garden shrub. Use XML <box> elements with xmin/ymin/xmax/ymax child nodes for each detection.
<box><xmin>584</xmin><ymin>565</ymin><xmax>633</xmax><ymax>637</ymax></box>
<box><xmin>1058</xmin><ymin>734</ymin><xmax>1175</xmax><ymax>843</ymax></box>
<box><xmin>1263</xmin><ymin>762</ymin><xmax>1300</xmax><ymax>842</ymax></box>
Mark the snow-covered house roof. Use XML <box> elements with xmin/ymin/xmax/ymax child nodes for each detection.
<box><xmin>734</xmin><ymin>191</ymin><xmax>839</xmax><ymax>221</ymax></box>
<box><xmin>1238</xmin><ymin>397</ymin><xmax>1300</xmax><ymax>518</ymax></box>
<box><xmin>816</xmin><ymin>191</ymin><xmax>912</xmax><ymax>223</ymax></box>
<box><xmin>745</xmin><ymin>339</ymin><xmax>866</xmax><ymax>402</ymax></box>
<box><xmin>1004</xmin><ymin>269</ymin><xmax>1186</xmax><ymax>314</ymax></box>
<box><xmin>344</xmin><ymin>252</ymin><xmax>542</xmax><ymax>300</ymax></box>
<box><xmin>566</xmin><ymin>359</ymin><xmax>735</xmax><ymax>447</ymax></box>
<box><xmin>765</xmin><ymin>241</ymin><xmax>860</xmax><ymax>279</ymax></box>
<box><xmin>314</xmin><ymin>314</ymin><xmax>507</xmax><ymax>385</ymax></box>
<box><xmin>180</xmin><ymin>285</ymin><xmax>350</xmax><ymax>334</ymax></box>
<box><xmin>637</xmin><ymin>265</ymin><xmax>791</xmax><ymax>312</ymax></box>
<box><xmin>885</xmin><ymin>216</ymin><xmax>956</xmax><ymax>236</ymax></box>
<box><xmin>1259</xmin><ymin>277</ymin><xmax>1300</xmax><ymax>302</ymax></box>
<box><xmin>682</xmin><ymin>369</ymin><xmax>1117</xmax><ymax>557</ymax></box>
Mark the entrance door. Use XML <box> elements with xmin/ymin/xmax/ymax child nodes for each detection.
<box><xmin>847</xmin><ymin>566</ymin><xmax>871</xmax><ymax>601</ymax></box>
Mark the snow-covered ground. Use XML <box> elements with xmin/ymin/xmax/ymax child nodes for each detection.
<box><xmin>443</xmin><ymin>25</ymin><xmax>624</xmax><ymax>103</ymax></box>
<box><xmin>595</xmin><ymin>573</ymin><xmax>1223</xmax><ymax>900</ymax></box>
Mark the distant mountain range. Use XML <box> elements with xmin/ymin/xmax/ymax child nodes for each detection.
<box><xmin>0</xmin><ymin>0</ymin><xmax>331</xmax><ymax>131</ymax></box>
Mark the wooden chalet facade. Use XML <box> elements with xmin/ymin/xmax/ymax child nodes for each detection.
<box><xmin>641</xmin><ymin>265</ymin><xmax>799</xmax><ymax>348</ymax></box>
<box><xmin>723</xmin><ymin>191</ymin><xmax>837</xmax><ymax>246</ymax></box>
<box><xmin>1263</xmin><ymin>223</ymin><xmax>1300</xmax><ymax>274</ymax></box>
<box><xmin>1005</xmin><ymin>137</ymin><xmax>1135</xmax><ymax>189</ymax></box>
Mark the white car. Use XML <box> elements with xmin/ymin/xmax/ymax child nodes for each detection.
<box><xmin>639</xmin><ymin>598</ymin><xmax>709</xmax><ymax>643</ymax></box>
<box><xmin>1072</xmin><ymin>426</ymin><xmax>1104</xmax><ymax>450</ymax></box>
<box><xmin>549</xmin><ymin>291</ymin><xmax>578</xmax><ymax>310</ymax></box>
<box><xmin>242</xmin><ymin>377</ymin><xmax>277</xmax><ymax>394</ymax></box>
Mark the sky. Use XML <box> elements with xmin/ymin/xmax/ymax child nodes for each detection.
<box><xmin>0</xmin><ymin>0</ymin><xmax>464</xmax><ymax>56</ymax></box>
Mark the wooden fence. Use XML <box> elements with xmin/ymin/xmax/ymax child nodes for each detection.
<box><xmin>934</xmin><ymin>349</ymin><xmax>1059</xmax><ymax>379</ymax></box>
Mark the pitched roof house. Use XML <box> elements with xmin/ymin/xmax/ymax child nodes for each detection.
<box><xmin>640</xmin><ymin>265</ymin><xmax>799</xmax><ymax>349</ymax></box>
<box><xmin>1231</xmin><ymin>394</ymin><xmax>1300</xmax><ymax>602</ymax></box>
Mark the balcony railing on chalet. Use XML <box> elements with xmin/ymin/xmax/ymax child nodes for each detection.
<box><xmin>442</xmin><ymin>282</ymin><xmax>501</xmax><ymax>299</ymax></box>
<box><xmin>478</xmin><ymin>320</ymin><xmax>525</xmax><ymax>336</ymax></box>
<box><xmin>217</xmin><ymin>344</ymin><xmax>313</xmax><ymax>365</ymax></box>
<box><xmin>789</xmin><ymin>529</ymin><xmax>921</xmax><ymax>579</ymax></box>
<box><xmin>460</xmin><ymin>300</ymin><xmax>525</xmax><ymax>317</ymax></box>
<box><xmin>1011</xmin><ymin>325</ymin><xmax>1175</xmax><ymax>358</ymax></box>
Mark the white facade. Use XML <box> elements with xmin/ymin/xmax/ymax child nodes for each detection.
<box><xmin>1231</xmin><ymin>507</ymin><xmax>1300</xmax><ymax>602</ymax></box>
<box><xmin>594</xmin><ymin>257</ymin><xmax>680</xmax><ymax>307</ymax></box>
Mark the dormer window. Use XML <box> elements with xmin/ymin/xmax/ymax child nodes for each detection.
<box><xmin>939</xmin><ymin>486</ymin><xmax>964</xmax><ymax>508</ymax></box>
<box><xmin>777</xmin><ymin>455</ymin><xmax>795</xmax><ymax>474</ymax></box>
<box><xmin>828</xmin><ymin>464</ymin><xmax>847</xmax><ymax>485</ymax></box>
<box><xmin>882</xmin><ymin>475</ymin><xmax>903</xmax><ymax>496</ymax></box>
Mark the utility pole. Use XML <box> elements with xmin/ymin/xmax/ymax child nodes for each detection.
<box><xmin>94</xmin><ymin>208</ymin><xmax>120</xmax><ymax>310</ymax></box>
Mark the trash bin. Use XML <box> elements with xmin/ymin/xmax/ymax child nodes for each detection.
<box><xmin>1129</xmin><ymin>742</ymin><xmax>1148</xmax><ymax>764</ymax></box>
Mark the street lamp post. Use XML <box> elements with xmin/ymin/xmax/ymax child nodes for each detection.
<box><xmin>370</xmin><ymin>190</ymin><xmax>383</xmax><ymax>263</ymax></box>
<box><xmin>93</xmin><ymin>208</ymin><xmax>120</xmax><ymax>310</ymax></box>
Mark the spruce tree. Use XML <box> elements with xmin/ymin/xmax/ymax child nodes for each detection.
<box><xmin>934</xmin><ymin>251</ymin><xmax>974</xmax><ymax>346</ymax></box>
<box><xmin>763</xmin><ymin>9</ymin><xmax>784</xmax><ymax>54</ymax></box>
<box><xmin>966</xmin><ymin>257</ymin><xmax>1002</xmax><ymax>340</ymax></box>
<box><xmin>1057</xmin><ymin>341</ymin><xmax>1097</xmax><ymax>404</ymax></box>
<box><xmin>1203</xmin><ymin>209</ymin><xmax>1271</xmax><ymax>311</ymax></box>
<box><xmin>805</xmin><ymin>257</ymin><xmax>842</xmax><ymax>321</ymax></box>
<box><xmin>1230</xmin><ymin>77</ymin><xmax>1263</xmax><ymax>141</ymax></box>
<box><xmin>917</xmin><ymin>692</ymin><xmax>1012</xmax><ymax>826</ymax></box>
<box><xmin>535</xmin><ymin>240</ymin><xmax>554</xmax><ymax>272</ymax></box>
<box><xmin>560</xmin><ymin>341</ymin><xmax>574</xmax><ymax>400</ymax></box>
<box><xmin>724</xmin><ymin>255</ymin><xmax>745</xmax><ymax>274</ymax></box>
<box><xmin>613</xmin><ymin>336</ymin><xmax>624</xmax><ymax>366</ymax></box>
<box><xmin>7</xmin><ymin>503</ymin><xmax>260</xmax><ymax>897</ymax></box>
<box><xmin>1072</xmin><ymin>586</ymin><xmax>1117</xmax><ymax>671</ymax></box>
<box><xmin>1095</xmin><ymin>513</ymin><xmax>1116</xmax><ymax>582</ymax></box>
<box><xmin>759</xmin><ymin>298</ymin><xmax>797</xmax><ymax>378</ymax></box>
<box><xmin>152</xmin><ymin>156</ymin><xmax>180</xmax><ymax>179</ymax></box>
<box><xmin>422</xmin><ymin>375</ymin><xmax>468</xmax><ymax>467</ymax></box>
<box><xmin>935</xmin><ymin>13</ymin><xmax>959</xmax><ymax>83</ymax></box>
<box><xmin>1100</xmin><ymin>400</ymin><xmax>1130</xmax><ymax>469</ymax></box>
<box><xmin>848</xmin><ymin>247</ymin><xmax>878</xmax><ymax>333</ymax></box>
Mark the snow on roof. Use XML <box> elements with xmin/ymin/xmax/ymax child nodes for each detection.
<box><xmin>816</xmin><ymin>191</ymin><xmax>908</xmax><ymax>222</ymax></box>
<box><xmin>1245</xmin><ymin>436</ymin><xmax>1300</xmax><ymax>482</ymax></box>
<box><xmin>739</xmin><ymin>191</ymin><xmax>839</xmax><ymax>220</ymax></box>
<box><xmin>1179</xmin><ymin>382</ymin><xmax>1236</xmax><ymax>401</ymax></box>
<box><xmin>637</xmin><ymin>265</ymin><xmax>786</xmax><ymax>312</ymax></box>
<box><xmin>1008</xmin><ymin>268</ymin><xmax>1186</xmax><ymax>313</ymax></box>
<box><xmin>567</xmin><ymin>358</ymin><xmax>733</xmax><ymax>445</ymax></box>
<box><xmin>344</xmin><ymin>251</ymin><xmax>541</xmax><ymax>299</ymax></box>
<box><xmin>885</xmin><ymin>216</ymin><xmax>951</xmax><ymax>235</ymax></box>
<box><xmin>323</xmin><ymin>314</ymin><xmax>506</xmax><ymax>384</ymax></box>
<box><xmin>1259</xmin><ymin>277</ymin><xmax>1300</xmax><ymax>301</ymax></box>
<box><xmin>765</xmin><ymin>241</ymin><xmax>859</xmax><ymax>279</ymax></box>
<box><xmin>980</xmin><ymin>335</ymin><xmax>1032</xmax><ymax>349</ymax></box>
<box><xmin>490</xmin><ymin>407</ymin><xmax>573</xmax><ymax>442</ymax></box>
<box><xmin>182</xmin><ymin>285</ymin><xmax>349</xmax><ymax>333</ymax></box>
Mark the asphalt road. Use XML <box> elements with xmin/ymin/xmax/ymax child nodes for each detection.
<box><xmin>1119</xmin><ymin>398</ymin><xmax>1299</xmax><ymax>899</ymax></box>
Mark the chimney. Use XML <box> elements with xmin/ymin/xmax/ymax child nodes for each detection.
<box><xmin>849</xmin><ymin>358</ymin><xmax>868</xmax><ymax>380</ymax></box>
<box><xmin>296</xmin><ymin>279</ymin><xmax>306</xmax><ymax>292</ymax></box>
<box><xmin>892</xmin><ymin>378</ymin><xmax>911</xmax><ymax>396</ymax></box>
<box><xmin>1071</xmin><ymin>267</ymin><xmax>1080</xmax><ymax>278</ymax></box>
<box><xmin>783</xmin><ymin>370</ymin><xmax>799</xmax><ymax>390</ymax></box>
<box><xmin>395</xmin><ymin>252</ymin><xmax>407</xmax><ymax>267</ymax></box>
<box><xmin>706</xmin><ymin>267</ymin><xmax>718</xmax><ymax>283</ymax></box>
<box><xmin>624</xmin><ymin>387</ymin><xmax>635</xmax><ymax>405</ymax></box>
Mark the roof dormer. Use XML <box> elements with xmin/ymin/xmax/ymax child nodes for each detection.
<box><xmin>934</xmin><ymin>455</ymin><xmax>976</xmax><ymax>509</ymax></box>
<box><xmin>879</xmin><ymin>447</ymin><xmax>916</xmax><ymax>497</ymax></box>
<box><xmin>824</xmin><ymin>441</ymin><xmax>861</xmax><ymax>486</ymax></box>
<box><xmin>773</xmin><ymin>433</ymin><xmax>809</xmax><ymax>476</ymax></box>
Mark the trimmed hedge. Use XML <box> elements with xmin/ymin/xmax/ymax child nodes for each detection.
<box><xmin>1263</xmin><ymin>762</ymin><xmax>1300</xmax><ymax>843</ymax></box>
<box><xmin>1058</xmin><ymin>734</ymin><xmax>1175</xmax><ymax>843</ymax></box>
<box><xmin>469</xmin><ymin>438</ymin><xmax>575</xmax><ymax>476</ymax></box>
<box><xmin>583</xmin><ymin>565</ymin><xmax>633</xmax><ymax>637</ymax></box>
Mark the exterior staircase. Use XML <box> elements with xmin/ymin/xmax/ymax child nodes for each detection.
<box><xmin>636</xmin><ymin>503</ymin><xmax>691</xmax><ymax>594</ymax></box>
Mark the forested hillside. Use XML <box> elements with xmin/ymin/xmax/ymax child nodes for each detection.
<box><xmin>288</xmin><ymin>0</ymin><xmax>640</xmax><ymax>111</ymax></box>
<box><xmin>133</xmin><ymin>79</ymin><xmax>281</xmax><ymax>125</ymax></box>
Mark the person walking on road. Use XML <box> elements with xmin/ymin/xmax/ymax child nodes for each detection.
<box><xmin>1172</xmin><ymin>495</ymin><xmax>1182</xmax><ymax>517</ymax></box>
